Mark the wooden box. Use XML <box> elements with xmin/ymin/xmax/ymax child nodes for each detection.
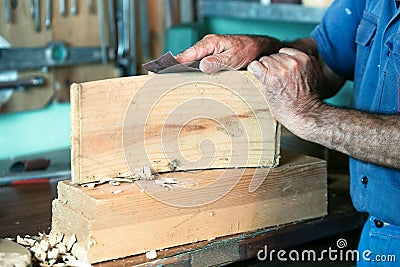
<box><xmin>56</xmin><ymin>72</ymin><xmax>327</xmax><ymax>264</ymax></box>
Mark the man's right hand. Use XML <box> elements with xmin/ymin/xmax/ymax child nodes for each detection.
<box><xmin>176</xmin><ymin>34</ymin><xmax>278</xmax><ymax>73</ymax></box>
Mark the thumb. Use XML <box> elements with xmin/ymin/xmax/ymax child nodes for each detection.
<box><xmin>199</xmin><ymin>54</ymin><xmax>233</xmax><ymax>73</ymax></box>
<box><xmin>247</xmin><ymin>61</ymin><xmax>268</xmax><ymax>82</ymax></box>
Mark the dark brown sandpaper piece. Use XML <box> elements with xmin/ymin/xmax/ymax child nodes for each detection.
<box><xmin>142</xmin><ymin>52</ymin><xmax>200</xmax><ymax>74</ymax></box>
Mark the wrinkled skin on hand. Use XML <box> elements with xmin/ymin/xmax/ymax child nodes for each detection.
<box><xmin>176</xmin><ymin>34</ymin><xmax>275</xmax><ymax>73</ymax></box>
<box><xmin>248</xmin><ymin>48</ymin><xmax>324</xmax><ymax>139</ymax></box>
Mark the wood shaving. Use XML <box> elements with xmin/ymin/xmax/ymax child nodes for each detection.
<box><xmin>99</xmin><ymin>177</ymin><xmax>133</xmax><ymax>184</ymax></box>
<box><xmin>30</xmin><ymin>242</ymin><xmax>41</xmax><ymax>254</ymax></box>
<box><xmin>154</xmin><ymin>177</ymin><xmax>178</xmax><ymax>190</ymax></box>
<box><xmin>39</xmin><ymin>239</ymin><xmax>50</xmax><ymax>252</ymax></box>
<box><xmin>66</xmin><ymin>234</ymin><xmax>77</xmax><ymax>252</ymax></box>
<box><xmin>154</xmin><ymin>180</ymin><xmax>173</xmax><ymax>190</ymax></box>
<box><xmin>145</xmin><ymin>249</ymin><xmax>157</xmax><ymax>260</ymax></box>
<box><xmin>34</xmin><ymin>247</ymin><xmax>47</xmax><ymax>262</ymax></box>
<box><xmin>49</xmin><ymin>231</ymin><xmax>64</xmax><ymax>247</ymax></box>
<box><xmin>109</xmin><ymin>181</ymin><xmax>120</xmax><ymax>186</ymax></box>
<box><xmin>47</xmin><ymin>248</ymin><xmax>60</xmax><ymax>260</ymax></box>
<box><xmin>154</xmin><ymin>177</ymin><xmax>197</xmax><ymax>189</ymax></box>
<box><xmin>56</xmin><ymin>244</ymin><xmax>67</xmax><ymax>255</ymax></box>
<box><xmin>163</xmin><ymin>178</ymin><xmax>178</xmax><ymax>184</ymax></box>
<box><xmin>143</xmin><ymin>166</ymin><xmax>152</xmax><ymax>178</ymax></box>
<box><xmin>84</xmin><ymin>183</ymin><xmax>97</xmax><ymax>189</ymax></box>
<box><xmin>16</xmin><ymin>235</ymin><xmax>36</xmax><ymax>247</ymax></box>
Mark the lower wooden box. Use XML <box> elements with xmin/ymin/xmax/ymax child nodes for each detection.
<box><xmin>51</xmin><ymin>152</ymin><xmax>327</xmax><ymax>264</ymax></box>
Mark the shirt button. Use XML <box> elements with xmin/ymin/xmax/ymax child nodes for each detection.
<box><xmin>374</xmin><ymin>219</ymin><xmax>384</xmax><ymax>228</ymax></box>
<box><xmin>361</xmin><ymin>176</ymin><xmax>368</xmax><ymax>188</ymax></box>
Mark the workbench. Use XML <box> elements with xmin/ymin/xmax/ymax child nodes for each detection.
<box><xmin>0</xmin><ymin>170</ymin><xmax>366</xmax><ymax>266</ymax></box>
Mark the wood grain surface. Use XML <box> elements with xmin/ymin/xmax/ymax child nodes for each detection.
<box><xmin>52</xmin><ymin>151</ymin><xmax>327</xmax><ymax>264</ymax></box>
<box><xmin>71</xmin><ymin>71</ymin><xmax>281</xmax><ymax>184</ymax></box>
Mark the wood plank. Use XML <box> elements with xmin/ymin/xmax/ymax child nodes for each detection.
<box><xmin>95</xmin><ymin>212</ymin><xmax>363</xmax><ymax>267</ymax></box>
<box><xmin>51</xmin><ymin>152</ymin><xmax>327</xmax><ymax>264</ymax></box>
<box><xmin>71</xmin><ymin>71</ymin><xmax>281</xmax><ymax>184</ymax></box>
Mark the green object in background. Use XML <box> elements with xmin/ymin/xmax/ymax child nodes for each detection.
<box><xmin>165</xmin><ymin>23</ymin><xmax>203</xmax><ymax>55</ymax></box>
<box><xmin>0</xmin><ymin>102</ymin><xmax>70</xmax><ymax>160</ymax></box>
<box><xmin>203</xmin><ymin>17</ymin><xmax>317</xmax><ymax>40</ymax></box>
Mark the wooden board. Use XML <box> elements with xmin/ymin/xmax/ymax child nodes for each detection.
<box><xmin>71</xmin><ymin>71</ymin><xmax>281</xmax><ymax>184</ymax></box>
<box><xmin>52</xmin><ymin>151</ymin><xmax>327</xmax><ymax>264</ymax></box>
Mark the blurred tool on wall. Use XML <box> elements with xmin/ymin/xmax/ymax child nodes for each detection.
<box><xmin>0</xmin><ymin>36</ymin><xmax>17</xmax><ymax>109</ymax></box>
<box><xmin>0</xmin><ymin>0</ymin><xmax>185</xmax><ymax>114</ymax></box>
<box><xmin>0</xmin><ymin>0</ymin><xmax>195</xmax><ymax>113</ymax></box>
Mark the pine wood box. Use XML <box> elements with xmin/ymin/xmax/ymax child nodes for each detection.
<box><xmin>51</xmin><ymin>71</ymin><xmax>327</xmax><ymax>263</ymax></box>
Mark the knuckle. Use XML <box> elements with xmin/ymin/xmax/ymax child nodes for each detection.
<box><xmin>289</xmin><ymin>57</ymin><xmax>299</xmax><ymax>66</ymax></box>
<box><xmin>248</xmin><ymin>61</ymin><xmax>257</xmax><ymax>69</ymax></box>
<box><xmin>259</xmin><ymin>56</ymin><xmax>270</xmax><ymax>64</ymax></box>
<box><xmin>203</xmin><ymin>33</ymin><xmax>217</xmax><ymax>39</ymax></box>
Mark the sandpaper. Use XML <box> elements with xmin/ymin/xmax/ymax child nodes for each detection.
<box><xmin>142</xmin><ymin>52</ymin><xmax>200</xmax><ymax>74</ymax></box>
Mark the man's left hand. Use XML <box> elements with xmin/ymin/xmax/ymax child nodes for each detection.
<box><xmin>248</xmin><ymin>48</ymin><xmax>324</xmax><ymax>139</ymax></box>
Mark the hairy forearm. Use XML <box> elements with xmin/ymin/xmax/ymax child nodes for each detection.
<box><xmin>302</xmin><ymin>104</ymin><xmax>400</xmax><ymax>169</ymax></box>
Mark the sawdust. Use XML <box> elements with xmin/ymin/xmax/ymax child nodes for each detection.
<box><xmin>80</xmin><ymin>166</ymin><xmax>195</xmax><ymax>191</ymax></box>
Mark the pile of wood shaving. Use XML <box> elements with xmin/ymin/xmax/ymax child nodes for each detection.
<box><xmin>80</xmin><ymin>166</ymin><xmax>185</xmax><ymax>191</ymax></box>
<box><xmin>80</xmin><ymin>165</ymin><xmax>201</xmax><ymax>193</ymax></box>
<box><xmin>12</xmin><ymin>232</ymin><xmax>91</xmax><ymax>267</ymax></box>
<box><xmin>81</xmin><ymin>166</ymin><xmax>155</xmax><ymax>189</ymax></box>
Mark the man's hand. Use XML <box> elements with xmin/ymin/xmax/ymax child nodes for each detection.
<box><xmin>249</xmin><ymin>48</ymin><xmax>400</xmax><ymax>169</ymax></box>
<box><xmin>176</xmin><ymin>34</ymin><xmax>281</xmax><ymax>73</ymax></box>
<box><xmin>248</xmin><ymin>48</ymin><xmax>324</xmax><ymax>139</ymax></box>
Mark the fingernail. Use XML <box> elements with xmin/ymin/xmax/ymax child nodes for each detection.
<box><xmin>199</xmin><ymin>60</ymin><xmax>214</xmax><ymax>73</ymax></box>
<box><xmin>247</xmin><ymin>62</ymin><xmax>258</xmax><ymax>76</ymax></box>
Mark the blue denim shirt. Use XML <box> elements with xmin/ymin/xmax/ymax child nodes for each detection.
<box><xmin>311</xmin><ymin>0</ymin><xmax>400</xmax><ymax>225</ymax></box>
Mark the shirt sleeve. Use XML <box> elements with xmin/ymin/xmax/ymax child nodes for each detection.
<box><xmin>311</xmin><ymin>0</ymin><xmax>366</xmax><ymax>80</ymax></box>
